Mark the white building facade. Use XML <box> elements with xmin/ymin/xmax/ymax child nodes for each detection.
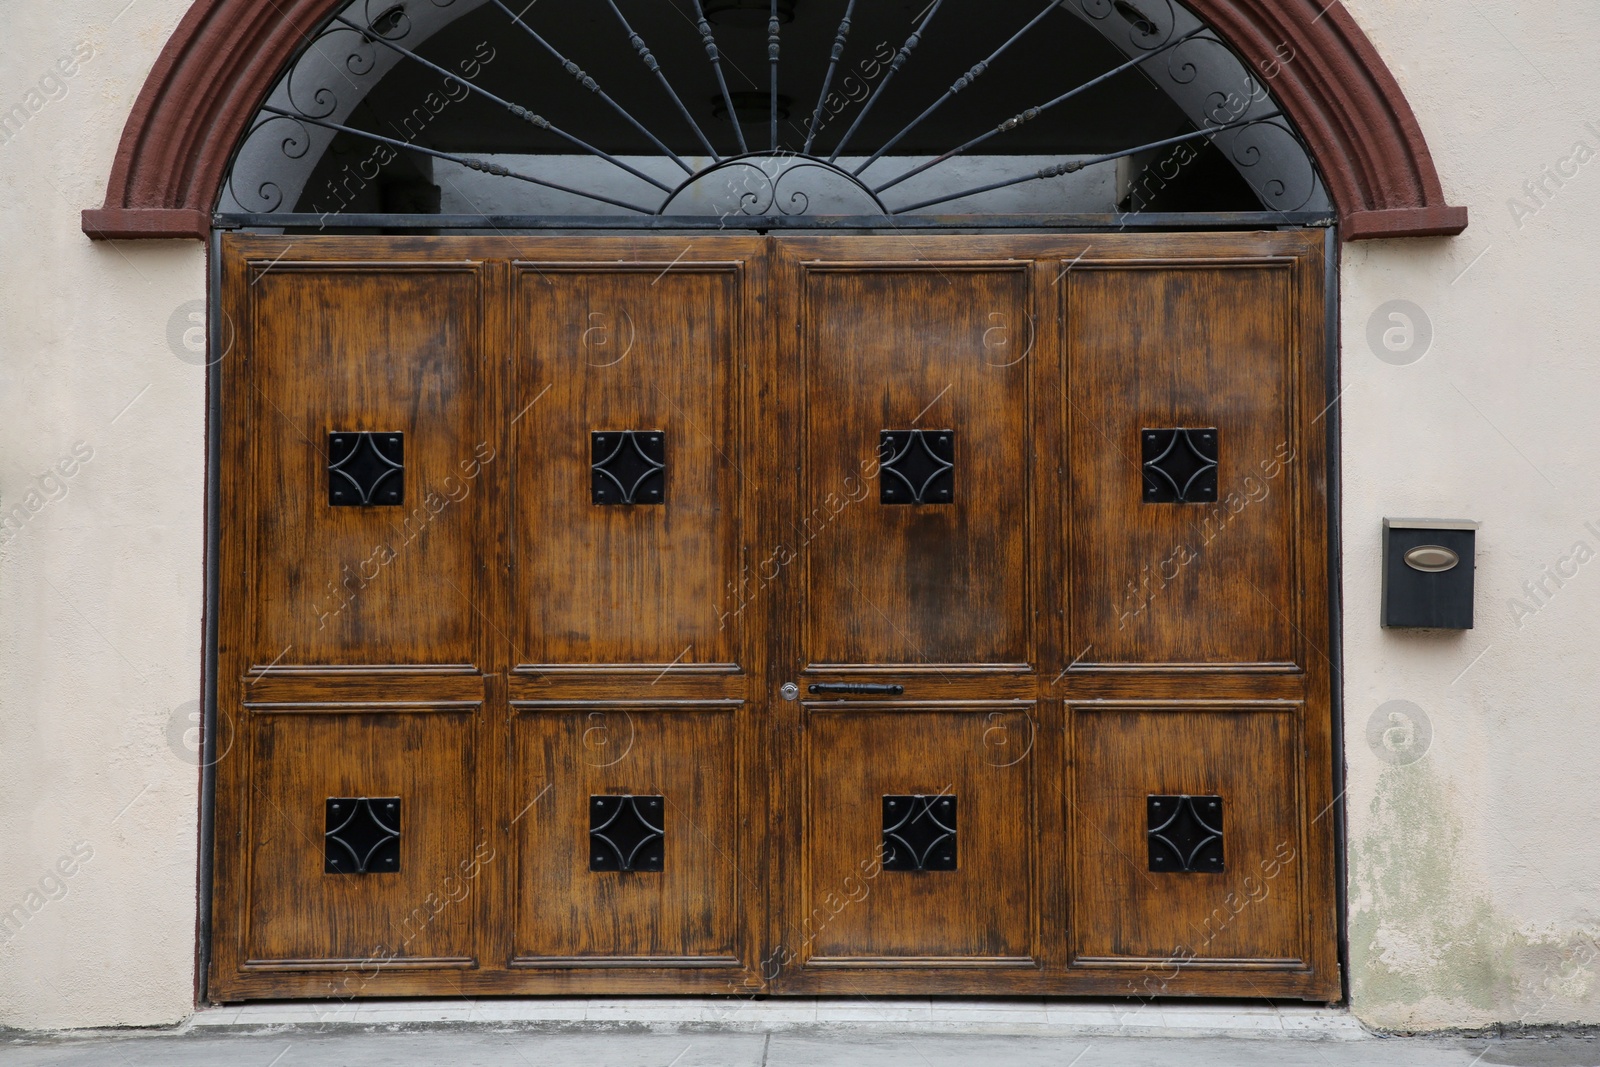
<box><xmin>1</xmin><ymin>0</ymin><xmax>1596</xmax><ymax>1033</ymax></box>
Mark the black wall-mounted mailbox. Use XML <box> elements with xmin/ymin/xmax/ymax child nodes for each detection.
<box><xmin>1382</xmin><ymin>519</ymin><xmax>1478</xmax><ymax>629</ymax></box>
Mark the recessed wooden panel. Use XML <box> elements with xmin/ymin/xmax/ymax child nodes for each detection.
<box><xmin>1065</xmin><ymin>263</ymin><xmax>1298</xmax><ymax>669</ymax></box>
<box><xmin>246</xmin><ymin>264</ymin><xmax>489</xmax><ymax>669</ymax></box>
<box><xmin>242</xmin><ymin>704</ymin><xmax>480</xmax><ymax>968</ymax></box>
<box><xmin>510</xmin><ymin>704</ymin><xmax>746</xmax><ymax>969</ymax></box>
<box><xmin>798</xmin><ymin>705</ymin><xmax>1035</xmax><ymax>965</ymax></box>
<box><xmin>799</xmin><ymin>265</ymin><xmax>1032</xmax><ymax>667</ymax></box>
<box><xmin>1068</xmin><ymin>703</ymin><xmax>1304</xmax><ymax>969</ymax></box>
<box><xmin>510</xmin><ymin>266</ymin><xmax>741</xmax><ymax>669</ymax></box>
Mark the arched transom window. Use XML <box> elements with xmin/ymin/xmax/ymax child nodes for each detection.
<box><xmin>219</xmin><ymin>0</ymin><xmax>1329</xmax><ymax>224</ymax></box>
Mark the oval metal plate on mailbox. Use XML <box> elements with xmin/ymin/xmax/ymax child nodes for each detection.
<box><xmin>1403</xmin><ymin>545</ymin><xmax>1460</xmax><ymax>573</ymax></box>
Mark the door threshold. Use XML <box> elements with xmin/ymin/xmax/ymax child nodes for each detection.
<box><xmin>188</xmin><ymin>999</ymin><xmax>1365</xmax><ymax>1039</ymax></box>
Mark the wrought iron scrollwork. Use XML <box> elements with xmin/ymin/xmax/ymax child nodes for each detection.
<box><xmin>1077</xmin><ymin>0</ymin><xmax>1180</xmax><ymax>49</ymax></box>
<box><xmin>283</xmin><ymin>26</ymin><xmax>372</xmax><ymax>120</ymax></box>
<box><xmin>1222</xmin><ymin>118</ymin><xmax>1321</xmax><ymax>213</ymax></box>
<box><xmin>226</xmin><ymin>114</ymin><xmax>313</xmax><ymax>214</ymax></box>
<box><xmin>662</xmin><ymin>155</ymin><xmax>887</xmax><ymax>217</ymax></box>
<box><xmin>220</xmin><ymin>0</ymin><xmax>1325</xmax><ymax>221</ymax></box>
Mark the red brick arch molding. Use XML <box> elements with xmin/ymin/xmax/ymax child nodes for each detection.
<box><xmin>80</xmin><ymin>0</ymin><xmax>1468</xmax><ymax>240</ymax></box>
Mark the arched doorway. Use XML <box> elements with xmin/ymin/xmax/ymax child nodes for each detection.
<box><xmin>125</xmin><ymin>0</ymin><xmax>1463</xmax><ymax>1004</ymax></box>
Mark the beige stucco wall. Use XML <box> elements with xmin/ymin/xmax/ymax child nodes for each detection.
<box><xmin>1340</xmin><ymin>0</ymin><xmax>1600</xmax><ymax>1031</ymax></box>
<box><xmin>0</xmin><ymin>0</ymin><xmax>205</xmax><ymax>1029</ymax></box>
<box><xmin>2</xmin><ymin>0</ymin><xmax>1598</xmax><ymax>1033</ymax></box>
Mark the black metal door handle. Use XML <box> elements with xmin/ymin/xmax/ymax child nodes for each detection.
<box><xmin>807</xmin><ymin>683</ymin><xmax>904</xmax><ymax>695</ymax></box>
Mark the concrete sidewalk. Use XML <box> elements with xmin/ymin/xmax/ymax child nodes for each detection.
<box><xmin>4</xmin><ymin>1027</ymin><xmax>1599</xmax><ymax>1066</ymax></box>
<box><xmin>3</xmin><ymin>1002</ymin><xmax>1598</xmax><ymax>1066</ymax></box>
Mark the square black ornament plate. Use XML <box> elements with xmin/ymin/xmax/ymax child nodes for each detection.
<box><xmin>328</xmin><ymin>432</ymin><xmax>404</xmax><ymax>507</ymax></box>
<box><xmin>592</xmin><ymin>431</ymin><xmax>666</xmax><ymax>505</ymax></box>
<box><xmin>324</xmin><ymin>796</ymin><xmax>401</xmax><ymax>874</ymax></box>
<box><xmin>589</xmin><ymin>794</ymin><xmax>665</xmax><ymax>872</ymax></box>
<box><xmin>1147</xmin><ymin>794</ymin><xmax>1224</xmax><ymax>873</ymax></box>
<box><xmin>1141</xmin><ymin>428</ymin><xmax>1218</xmax><ymax>504</ymax></box>
<box><xmin>882</xmin><ymin>794</ymin><xmax>957</xmax><ymax>871</ymax></box>
<box><xmin>879</xmin><ymin>430</ymin><xmax>954</xmax><ymax>505</ymax></box>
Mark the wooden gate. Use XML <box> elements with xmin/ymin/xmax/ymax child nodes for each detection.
<box><xmin>208</xmin><ymin>230</ymin><xmax>1337</xmax><ymax>1001</ymax></box>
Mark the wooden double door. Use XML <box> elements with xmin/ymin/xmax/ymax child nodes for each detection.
<box><xmin>209</xmin><ymin>231</ymin><xmax>1338</xmax><ymax>1001</ymax></box>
